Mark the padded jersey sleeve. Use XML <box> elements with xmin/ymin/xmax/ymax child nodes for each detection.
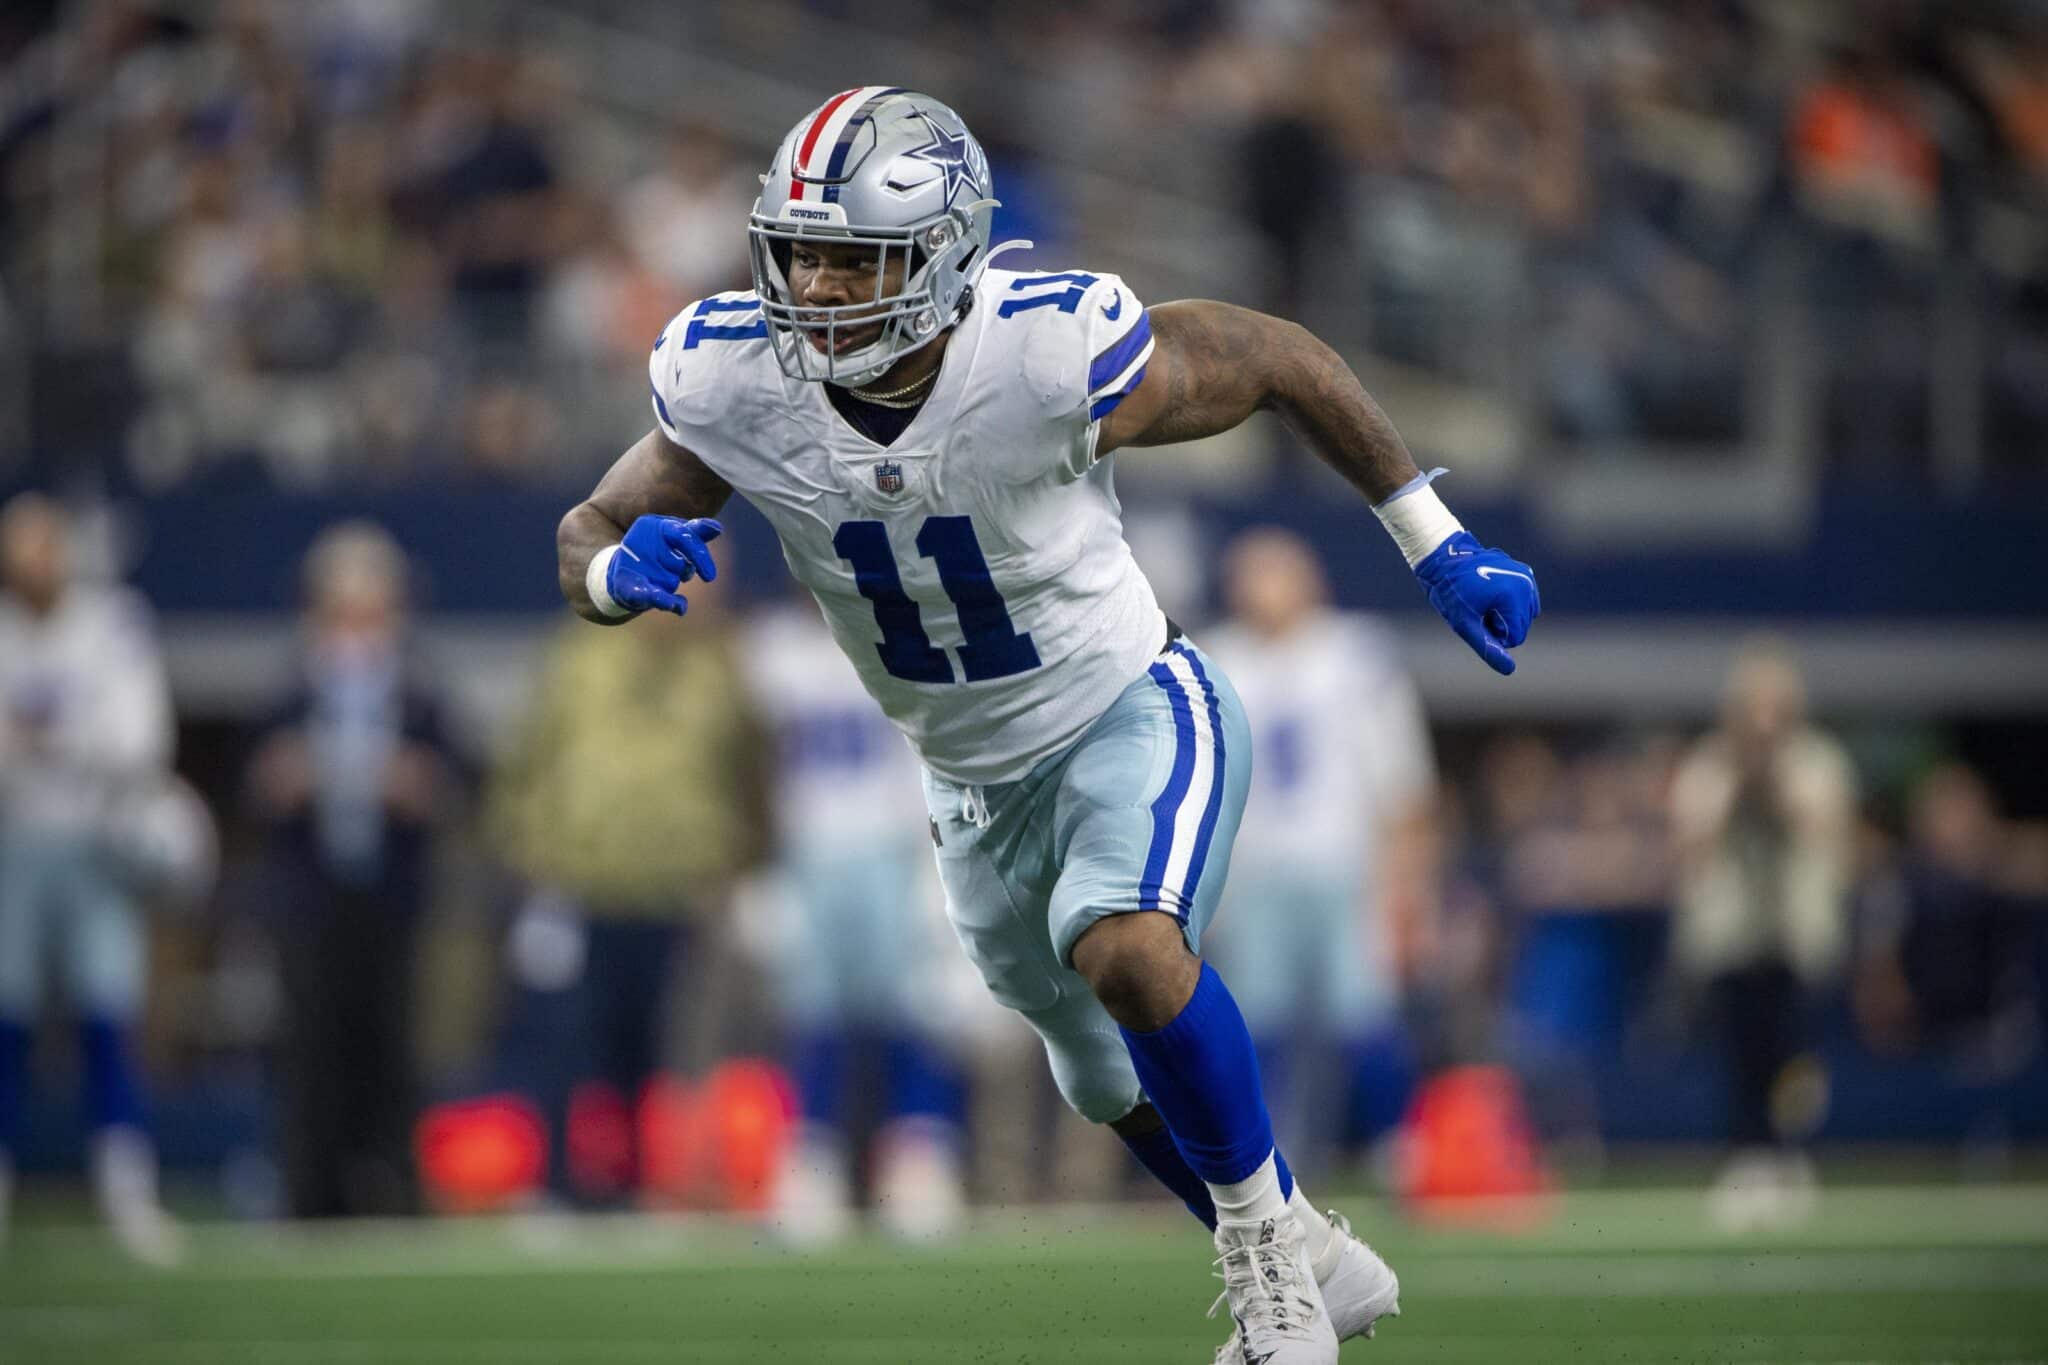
<box><xmin>1071</xmin><ymin>273</ymin><xmax>1153</xmax><ymax>475</ymax></box>
<box><xmin>649</xmin><ymin>307</ymin><xmax>689</xmax><ymax>445</ymax></box>
<box><xmin>1077</xmin><ymin>274</ymin><xmax>1153</xmax><ymax>424</ymax></box>
<box><xmin>648</xmin><ymin>292</ymin><xmax>766</xmax><ymax>446</ymax></box>
<box><xmin>1001</xmin><ymin>269</ymin><xmax>1153</xmax><ymax>480</ymax></box>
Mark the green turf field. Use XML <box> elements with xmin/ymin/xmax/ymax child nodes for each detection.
<box><xmin>3</xmin><ymin>1184</ymin><xmax>2046</xmax><ymax>1364</ymax></box>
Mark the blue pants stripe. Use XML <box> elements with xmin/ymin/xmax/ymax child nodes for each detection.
<box><xmin>1139</xmin><ymin>658</ymin><xmax>1198</xmax><ymax>918</ymax></box>
<box><xmin>1174</xmin><ymin>644</ymin><xmax>1229</xmax><ymax>913</ymax></box>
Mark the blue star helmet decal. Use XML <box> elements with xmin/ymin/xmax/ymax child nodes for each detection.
<box><xmin>884</xmin><ymin>110</ymin><xmax>985</xmax><ymax>207</ymax></box>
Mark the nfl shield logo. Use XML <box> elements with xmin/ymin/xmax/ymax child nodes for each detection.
<box><xmin>874</xmin><ymin>460</ymin><xmax>904</xmax><ymax>494</ymax></box>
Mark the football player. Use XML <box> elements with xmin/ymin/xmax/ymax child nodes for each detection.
<box><xmin>556</xmin><ymin>90</ymin><xmax>1539</xmax><ymax>1364</ymax></box>
<box><xmin>1204</xmin><ymin>530</ymin><xmax>1436</xmax><ymax>1174</ymax></box>
<box><xmin>0</xmin><ymin>494</ymin><xmax>183</xmax><ymax>1265</ymax></box>
<box><xmin>741</xmin><ymin>594</ymin><xmax>967</xmax><ymax>1245</ymax></box>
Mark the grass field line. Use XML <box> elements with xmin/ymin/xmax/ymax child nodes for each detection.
<box><xmin>120</xmin><ymin>1183</ymin><xmax>2048</xmax><ymax>1258</ymax></box>
<box><xmin>0</xmin><ymin>1340</ymin><xmax>1192</xmax><ymax>1365</ymax></box>
<box><xmin>7</xmin><ymin>1239</ymin><xmax>2043</xmax><ymax>1302</ymax></box>
<box><xmin>1400</xmin><ymin>1184</ymin><xmax>2048</xmax><ymax>1250</ymax></box>
<box><xmin>4</xmin><ymin>1343</ymin><xmax>2045</xmax><ymax>1365</ymax></box>
<box><xmin>86</xmin><ymin>1180</ymin><xmax>2048</xmax><ymax>1259</ymax></box>
<box><xmin>7</xmin><ymin>1184</ymin><xmax>2046</xmax><ymax>1289</ymax></box>
<box><xmin>155</xmin><ymin>1248</ymin><xmax>2046</xmax><ymax>1296</ymax></box>
<box><xmin>1406</xmin><ymin>1248</ymin><xmax>2048</xmax><ymax>1297</ymax></box>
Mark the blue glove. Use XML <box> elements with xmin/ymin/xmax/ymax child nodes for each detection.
<box><xmin>606</xmin><ymin>516</ymin><xmax>722</xmax><ymax>617</ymax></box>
<box><xmin>1414</xmin><ymin>531</ymin><xmax>1540</xmax><ymax>675</ymax></box>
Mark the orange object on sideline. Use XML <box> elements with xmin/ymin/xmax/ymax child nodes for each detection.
<box><xmin>638</xmin><ymin>1074</ymin><xmax>700</xmax><ymax>1206</ymax></box>
<box><xmin>567</xmin><ymin>1081</ymin><xmax>636</xmax><ymax>1199</ymax></box>
<box><xmin>701</xmin><ymin>1059</ymin><xmax>798</xmax><ymax>1212</ymax></box>
<box><xmin>1399</xmin><ymin>1064</ymin><xmax>1557</xmax><ymax>1230</ymax></box>
<box><xmin>415</xmin><ymin>1094</ymin><xmax>546</xmax><ymax>1214</ymax></box>
<box><xmin>637</xmin><ymin>1060</ymin><xmax>798</xmax><ymax>1210</ymax></box>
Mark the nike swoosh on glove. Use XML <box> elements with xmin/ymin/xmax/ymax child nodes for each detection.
<box><xmin>609</xmin><ymin>515</ymin><xmax>722</xmax><ymax>617</ymax></box>
<box><xmin>1413</xmin><ymin>531</ymin><xmax>1540</xmax><ymax>675</ymax></box>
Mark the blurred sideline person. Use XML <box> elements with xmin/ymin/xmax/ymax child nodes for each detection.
<box><xmin>1855</xmin><ymin>764</ymin><xmax>2042</xmax><ymax>1155</ymax></box>
<box><xmin>0</xmin><ymin>493</ymin><xmax>182</xmax><ymax>1263</ymax></box>
<box><xmin>1670</xmin><ymin>643</ymin><xmax>1855</xmax><ymax>1230</ymax></box>
<box><xmin>488</xmin><ymin>571</ymin><xmax>769</xmax><ymax>1203</ymax></box>
<box><xmin>1204</xmin><ymin>530</ymin><xmax>1436</xmax><ymax>1177</ymax></box>
<box><xmin>742</xmin><ymin>598</ymin><xmax>966</xmax><ymax>1244</ymax></box>
<box><xmin>246</xmin><ymin>523</ymin><xmax>466</xmax><ymax>1219</ymax></box>
<box><xmin>556</xmin><ymin>89</ymin><xmax>1539</xmax><ymax>1363</ymax></box>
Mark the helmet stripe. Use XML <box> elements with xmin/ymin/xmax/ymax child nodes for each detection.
<box><xmin>791</xmin><ymin>87</ymin><xmax>863</xmax><ymax>200</ymax></box>
<box><xmin>820</xmin><ymin>86</ymin><xmax>907</xmax><ymax>203</ymax></box>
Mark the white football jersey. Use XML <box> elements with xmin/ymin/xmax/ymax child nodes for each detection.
<box><xmin>741</xmin><ymin>601</ymin><xmax>927</xmax><ymax>854</ymax></box>
<box><xmin>1204</xmin><ymin>611</ymin><xmax>1435</xmax><ymax>885</ymax></box>
<box><xmin>651</xmin><ymin>267</ymin><xmax>1165</xmax><ymax>785</ymax></box>
<box><xmin>0</xmin><ymin>585</ymin><xmax>174</xmax><ymax>835</ymax></box>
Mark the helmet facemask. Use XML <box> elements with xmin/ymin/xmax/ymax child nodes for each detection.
<box><xmin>748</xmin><ymin>210</ymin><xmax>981</xmax><ymax>388</ymax></box>
<box><xmin>748</xmin><ymin>89</ymin><xmax>997</xmax><ymax>386</ymax></box>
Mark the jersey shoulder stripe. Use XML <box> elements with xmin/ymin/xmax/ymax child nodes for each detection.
<box><xmin>980</xmin><ymin>267</ymin><xmax>1153</xmax><ymax>426</ymax></box>
<box><xmin>1087</xmin><ymin>308</ymin><xmax>1152</xmax><ymax>421</ymax></box>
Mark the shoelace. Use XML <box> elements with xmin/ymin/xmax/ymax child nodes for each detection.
<box><xmin>1206</xmin><ymin>1238</ymin><xmax>1319</xmax><ymax>1342</ymax></box>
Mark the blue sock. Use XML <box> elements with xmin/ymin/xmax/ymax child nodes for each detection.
<box><xmin>789</xmin><ymin>1030</ymin><xmax>848</xmax><ymax>1128</ymax></box>
<box><xmin>0</xmin><ymin>1017</ymin><xmax>27</xmax><ymax>1157</ymax></box>
<box><xmin>1344</xmin><ymin>1029</ymin><xmax>1418</xmax><ymax>1147</ymax></box>
<box><xmin>80</xmin><ymin>1018</ymin><xmax>145</xmax><ymax>1132</ymax></box>
<box><xmin>1118</xmin><ymin>961</ymin><xmax>1293</xmax><ymax>1199</ymax></box>
<box><xmin>883</xmin><ymin>1034</ymin><xmax>962</xmax><ymax>1125</ymax></box>
<box><xmin>1118</xmin><ymin>1119</ymin><xmax>1217</xmax><ymax>1228</ymax></box>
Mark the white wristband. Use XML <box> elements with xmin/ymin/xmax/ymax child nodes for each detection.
<box><xmin>1372</xmin><ymin>479</ymin><xmax>1463</xmax><ymax>568</ymax></box>
<box><xmin>584</xmin><ymin>544</ymin><xmax>633</xmax><ymax>618</ymax></box>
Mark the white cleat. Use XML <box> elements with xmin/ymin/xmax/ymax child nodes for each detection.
<box><xmin>1707</xmin><ymin>1147</ymin><xmax>1819</xmax><ymax>1233</ymax></box>
<box><xmin>93</xmin><ymin>1126</ymin><xmax>185</xmax><ymax>1268</ymax></box>
<box><xmin>1707</xmin><ymin>1147</ymin><xmax>1784</xmax><ymax>1234</ymax></box>
<box><xmin>870</xmin><ymin>1118</ymin><xmax>967</xmax><ymax>1246</ymax></box>
<box><xmin>1207</xmin><ymin>1216</ymin><xmax>1339</xmax><ymax>1365</ymax></box>
<box><xmin>1214</xmin><ymin>1207</ymin><xmax>1399</xmax><ymax>1362</ymax></box>
<box><xmin>106</xmin><ymin>1197</ymin><xmax>186</xmax><ymax>1268</ymax></box>
<box><xmin>1314</xmin><ymin>1209</ymin><xmax>1401</xmax><ymax>1341</ymax></box>
<box><xmin>768</xmin><ymin>1127</ymin><xmax>855</xmax><ymax>1250</ymax></box>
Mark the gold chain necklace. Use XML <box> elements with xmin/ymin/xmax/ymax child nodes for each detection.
<box><xmin>850</xmin><ymin>367</ymin><xmax>938</xmax><ymax>407</ymax></box>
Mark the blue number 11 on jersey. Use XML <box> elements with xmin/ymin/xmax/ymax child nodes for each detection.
<box><xmin>834</xmin><ymin>516</ymin><xmax>1042</xmax><ymax>684</ymax></box>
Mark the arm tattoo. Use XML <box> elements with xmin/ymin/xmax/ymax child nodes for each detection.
<box><xmin>557</xmin><ymin>427</ymin><xmax>732</xmax><ymax>623</ymax></box>
<box><xmin>1132</xmin><ymin>301</ymin><xmax>1421</xmax><ymax>504</ymax></box>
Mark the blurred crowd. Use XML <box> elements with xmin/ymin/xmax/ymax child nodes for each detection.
<box><xmin>2</xmin><ymin>0</ymin><xmax>760</xmax><ymax>491</ymax></box>
<box><xmin>3</xmin><ymin>0</ymin><xmax>2046</xmax><ymax>494</ymax></box>
<box><xmin>1190</xmin><ymin>0</ymin><xmax>2048</xmax><ymax>469</ymax></box>
<box><xmin>3</xmin><ymin>497</ymin><xmax>2043</xmax><ymax>1253</ymax></box>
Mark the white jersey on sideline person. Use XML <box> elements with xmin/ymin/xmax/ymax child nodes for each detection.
<box><xmin>1203</xmin><ymin>610</ymin><xmax>1434</xmax><ymax>1034</ymax></box>
<box><xmin>0</xmin><ymin>585</ymin><xmax>174</xmax><ymax>838</ymax></box>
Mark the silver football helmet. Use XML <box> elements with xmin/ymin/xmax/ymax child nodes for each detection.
<box><xmin>103</xmin><ymin>774</ymin><xmax>219</xmax><ymax>911</ymax></box>
<box><xmin>749</xmin><ymin>88</ymin><xmax>998</xmax><ymax>387</ymax></box>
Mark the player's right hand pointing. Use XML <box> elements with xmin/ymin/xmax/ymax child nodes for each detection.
<box><xmin>606</xmin><ymin>515</ymin><xmax>722</xmax><ymax>616</ymax></box>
